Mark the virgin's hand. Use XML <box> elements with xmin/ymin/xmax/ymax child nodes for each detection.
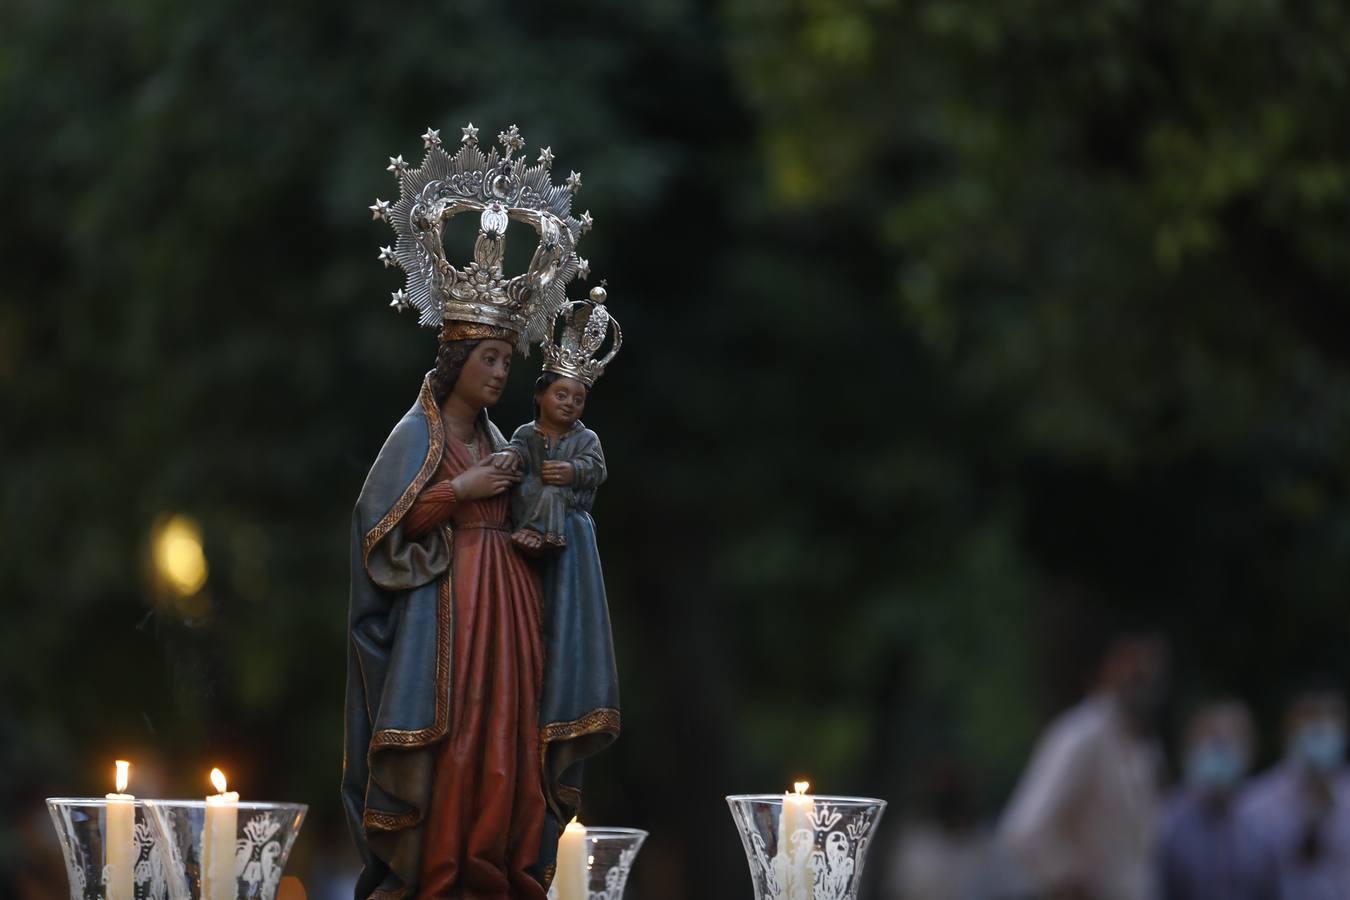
<box><xmin>540</xmin><ymin>461</ymin><xmax>575</xmax><ymax>486</ymax></box>
<box><xmin>452</xmin><ymin>457</ymin><xmax>522</xmax><ymax>500</ymax></box>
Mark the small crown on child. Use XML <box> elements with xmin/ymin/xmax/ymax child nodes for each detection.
<box><xmin>540</xmin><ymin>286</ymin><xmax>622</xmax><ymax>388</ymax></box>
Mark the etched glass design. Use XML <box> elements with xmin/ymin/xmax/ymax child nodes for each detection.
<box><xmin>47</xmin><ymin>798</ymin><xmax>172</xmax><ymax>900</ymax></box>
<box><xmin>144</xmin><ymin>800</ymin><xmax>306</xmax><ymax>900</ymax></box>
<box><xmin>727</xmin><ymin>795</ymin><xmax>886</xmax><ymax>900</ymax></box>
<box><xmin>545</xmin><ymin>826</ymin><xmax>647</xmax><ymax>900</ymax></box>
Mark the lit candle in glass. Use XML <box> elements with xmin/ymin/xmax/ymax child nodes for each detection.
<box><xmin>555</xmin><ymin>817</ymin><xmax>588</xmax><ymax>900</ymax></box>
<box><xmin>104</xmin><ymin>760</ymin><xmax>135</xmax><ymax>900</ymax></box>
<box><xmin>775</xmin><ymin>781</ymin><xmax>815</xmax><ymax>900</ymax></box>
<box><xmin>203</xmin><ymin>768</ymin><xmax>239</xmax><ymax>900</ymax></box>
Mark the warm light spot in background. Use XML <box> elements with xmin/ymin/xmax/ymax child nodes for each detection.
<box><xmin>277</xmin><ymin>877</ymin><xmax>306</xmax><ymax>900</ymax></box>
<box><xmin>151</xmin><ymin>514</ymin><xmax>209</xmax><ymax>596</ymax></box>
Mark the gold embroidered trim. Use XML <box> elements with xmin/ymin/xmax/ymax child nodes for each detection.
<box><xmin>541</xmin><ymin>863</ymin><xmax>557</xmax><ymax>891</ymax></box>
<box><xmin>538</xmin><ymin>708</ymin><xmax>622</xmax><ymax>822</ymax></box>
<box><xmin>370</xmin><ymin>888</ymin><xmax>406</xmax><ymax>900</ymax></box>
<box><xmin>363</xmin><ymin>806</ymin><xmax>420</xmax><ymax>832</ymax></box>
<box><xmin>540</xmin><ymin>707</ymin><xmax>621</xmax><ymax>743</ymax></box>
<box><xmin>362</xmin><ymin>376</ymin><xmax>444</xmax><ymax>563</ymax></box>
<box><xmin>368</xmin><ymin>556</ymin><xmax>453</xmax><ymax>752</ymax></box>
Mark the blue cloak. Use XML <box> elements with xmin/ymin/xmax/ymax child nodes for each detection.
<box><xmin>342</xmin><ymin>376</ymin><xmax>620</xmax><ymax>899</ymax></box>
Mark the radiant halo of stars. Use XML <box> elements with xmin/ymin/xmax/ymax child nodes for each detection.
<box><xmin>373</xmin><ymin>123</ymin><xmax>597</xmax><ymax>319</ymax></box>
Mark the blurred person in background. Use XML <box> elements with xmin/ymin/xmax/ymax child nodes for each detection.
<box><xmin>1156</xmin><ymin>700</ymin><xmax>1275</xmax><ymax>900</ymax></box>
<box><xmin>1237</xmin><ymin>685</ymin><xmax>1350</xmax><ymax>900</ymax></box>
<box><xmin>997</xmin><ymin>633</ymin><xmax>1168</xmax><ymax>900</ymax></box>
<box><xmin>886</xmin><ymin>759</ymin><xmax>997</xmax><ymax>900</ymax></box>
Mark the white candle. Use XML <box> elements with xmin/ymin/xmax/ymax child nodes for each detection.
<box><xmin>203</xmin><ymin>768</ymin><xmax>239</xmax><ymax>900</ymax></box>
<box><xmin>555</xmin><ymin>817</ymin><xmax>588</xmax><ymax>900</ymax></box>
<box><xmin>775</xmin><ymin>781</ymin><xmax>815</xmax><ymax>900</ymax></box>
<box><xmin>104</xmin><ymin>760</ymin><xmax>135</xmax><ymax>900</ymax></box>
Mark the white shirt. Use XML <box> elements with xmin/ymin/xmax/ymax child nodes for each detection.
<box><xmin>998</xmin><ymin>694</ymin><xmax>1162</xmax><ymax>900</ymax></box>
<box><xmin>1237</xmin><ymin>763</ymin><xmax>1350</xmax><ymax>900</ymax></box>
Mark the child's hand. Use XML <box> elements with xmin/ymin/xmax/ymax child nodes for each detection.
<box><xmin>491</xmin><ymin>450</ymin><xmax>522</xmax><ymax>472</ymax></box>
<box><xmin>451</xmin><ymin>456</ymin><xmax>522</xmax><ymax>500</ymax></box>
<box><xmin>540</xmin><ymin>461</ymin><xmax>576</xmax><ymax>486</ymax></box>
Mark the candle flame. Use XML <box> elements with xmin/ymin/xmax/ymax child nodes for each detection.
<box><xmin>794</xmin><ymin>781</ymin><xmax>810</xmax><ymax>796</ymax></box>
<box><xmin>114</xmin><ymin>760</ymin><xmax>130</xmax><ymax>793</ymax></box>
<box><xmin>210</xmin><ymin>768</ymin><xmax>227</xmax><ymax>794</ymax></box>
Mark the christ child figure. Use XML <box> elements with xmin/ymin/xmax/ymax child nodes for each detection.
<box><xmin>507</xmin><ymin>372</ymin><xmax>605</xmax><ymax>554</ymax></box>
<box><xmin>502</xmin><ymin>287</ymin><xmax>620</xmax><ymax>557</ymax></box>
<box><xmin>497</xmin><ymin>289</ymin><xmax>623</xmax><ymax>842</ymax></box>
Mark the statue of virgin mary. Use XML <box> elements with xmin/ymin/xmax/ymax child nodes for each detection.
<box><xmin>341</xmin><ymin>125</ymin><xmax>621</xmax><ymax>900</ymax></box>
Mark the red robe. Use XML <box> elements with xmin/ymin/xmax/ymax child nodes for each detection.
<box><xmin>404</xmin><ymin>433</ymin><xmax>548</xmax><ymax>900</ymax></box>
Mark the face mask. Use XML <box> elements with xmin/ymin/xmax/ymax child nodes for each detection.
<box><xmin>1186</xmin><ymin>743</ymin><xmax>1246</xmax><ymax>792</ymax></box>
<box><xmin>1293</xmin><ymin>721</ymin><xmax>1346</xmax><ymax>774</ymax></box>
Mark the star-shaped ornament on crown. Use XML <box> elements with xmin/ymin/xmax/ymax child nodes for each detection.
<box><xmin>378</xmin><ymin>246</ymin><xmax>397</xmax><ymax>268</ymax></box>
<box><xmin>579</xmin><ymin>211</ymin><xmax>594</xmax><ymax>234</ymax></box>
<box><xmin>389</xmin><ymin>289</ymin><xmax>410</xmax><ymax>312</ymax></box>
<box><xmin>387</xmin><ymin>155</ymin><xmax>408</xmax><ymax>175</ymax></box>
<box><xmin>369</xmin><ymin>198</ymin><xmax>391</xmax><ymax>221</ymax></box>
<box><xmin>421</xmin><ymin>128</ymin><xmax>441</xmax><ymax>150</ymax></box>
<box><xmin>565</xmin><ymin>171</ymin><xmax>582</xmax><ymax>193</ymax></box>
<box><xmin>498</xmin><ymin>124</ymin><xmax>525</xmax><ymax>157</ymax></box>
<box><xmin>537</xmin><ymin>146</ymin><xmax>555</xmax><ymax>168</ymax></box>
<box><xmin>461</xmin><ymin>122</ymin><xmax>479</xmax><ymax>145</ymax></box>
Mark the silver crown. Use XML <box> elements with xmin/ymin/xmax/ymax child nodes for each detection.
<box><xmin>540</xmin><ymin>286</ymin><xmax>622</xmax><ymax>388</ymax></box>
<box><xmin>372</xmin><ymin>123</ymin><xmax>596</xmax><ymax>350</ymax></box>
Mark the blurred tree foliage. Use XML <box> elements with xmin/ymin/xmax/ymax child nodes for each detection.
<box><xmin>6</xmin><ymin>0</ymin><xmax>1350</xmax><ymax>897</ymax></box>
<box><xmin>723</xmin><ymin>0</ymin><xmax>1350</xmax><ymax>764</ymax></box>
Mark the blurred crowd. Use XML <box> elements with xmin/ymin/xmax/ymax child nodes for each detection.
<box><xmin>886</xmin><ymin>635</ymin><xmax>1350</xmax><ymax>900</ymax></box>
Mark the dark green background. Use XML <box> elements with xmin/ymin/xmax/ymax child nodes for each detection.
<box><xmin>7</xmin><ymin>1</ymin><xmax>1350</xmax><ymax>897</ymax></box>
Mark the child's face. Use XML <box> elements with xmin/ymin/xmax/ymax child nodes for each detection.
<box><xmin>537</xmin><ymin>376</ymin><xmax>587</xmax><ymax>430</ymax></box>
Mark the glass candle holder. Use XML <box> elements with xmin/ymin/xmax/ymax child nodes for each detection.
<box><xmin>47</xmin><ymin>797</ymin><xmax>174</xmax><ymax>900</ymax></box>
<box><xmin>547</xmin><ymin>827</ymin><xmax>648</xmax><ymax>900</ymax></box>
<box><xmin>144</xmin><ymin>800</ymin><xmax>307</xmax><ymax>900</ymax></box>
<box><xmin>726</xmin><ymin>794</ymin><xmax>886</xmax><ymax>900</ymax></box>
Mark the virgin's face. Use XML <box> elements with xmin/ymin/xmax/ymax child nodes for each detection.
<box><xmin>537</xmin><ymin>376</ymin><xmax>587</xmax><ymax>430</ymax></box>
<box><xmin>453</xmin><ymin>339</ymin><xmax>513</xmax><ymax>409</ymax></box>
